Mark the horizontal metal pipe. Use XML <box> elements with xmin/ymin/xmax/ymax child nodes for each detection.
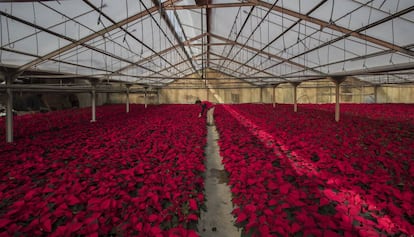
<box><xmin>0</xmin><ymin>85</ymin><xmax>157</xmax><ymax>94</ymax></box>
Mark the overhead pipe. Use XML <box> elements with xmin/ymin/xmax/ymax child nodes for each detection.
<box><xmin>232</xmin><ymin>0</ymin><xmax>328</xmax><ymax>74</ymax></box>
<box><xmin>150</xmin><ymin>0</ymin><xmax>199</xmax><ymax>74</ymax></box>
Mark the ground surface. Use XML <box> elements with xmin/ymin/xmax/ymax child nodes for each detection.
<box><xmin>197</xmin><ymin>125</ymin><xmax>241</xmax><ymax>237</ymax></box>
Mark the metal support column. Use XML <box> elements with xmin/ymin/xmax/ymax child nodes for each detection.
<box><xmin>331</xmin><ymin>77</ymin><xmax>346</xmax><ymax>122</ymax></box>
<box><xmin>144</xmin><ymin>88</ymin><xmax>148</xmax><ymax>109</ymax></box>
<box><xmin>291</xmin><ymin>83</ymin><xmax>300</xmax><ymax>112</ymax></box>
<box><xmin>272</xmin><ymin>84</ymin><xmax>278</xmax><ymax>108</ymax></box>
<box><xmin>5</xmin><ymin>76</ymin><xmax>14</xmax><ymax>143</ymax></box>
<box><xmin>260</xmin><ymin>87</ymin><xmax>263</xmax><ymax>103</ymax></box>
<box><xmin>126</xmin><ymin>85</ymin><xmax>130</xmax><ymax>113</ymax></box>
<box><xmin>335</xmin><ymin>82</ymin><xmax>340</xmax><ymax>122</ymax></box>
<box><xmin>91</xmin><ymin>85</ymin><xmax>96</xmax><ymax>122</ymax></box>
<box><xmin>206</xmin><ymin>87</ymin><xmax>210</xmax><ymax>102</ymax></box>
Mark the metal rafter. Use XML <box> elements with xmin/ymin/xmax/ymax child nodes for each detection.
<box><xmin>218</xmin><ymin>5</ymin><xmax>255</xmax><ymax>72</ymax></box>
<box><xmin>11</xmin><ymin>0</ymin><xmax>181</xmax><ymax>76</ymax></box>
<box><xmin>0</xmin><ymin>48</ymin><xmax>114</xmax><ymax>75</ymax></box>
<box><xmin>151</xmin><ymin>0</ymin><xmax>198</xmax><ymax>74</ymax></box>
<box><xmin>351</xmin><ymin>0</ymin><xmax>414</xmax><ymax>24</ymax></box>
<box><xmin>144</xmin><ymin>56</ymin><xmax>199</xmax><ymax>80</ymax></box>
<box><xmin>164</xmin><ymin>3</ymin><xmax>256</xmax><ymax>10</ymax></box>
<box><xmin>148</xmin><ymin>53</ymin><xmax>203</xmax><ymax>77</ymax></box>
<box><xmin>37</xmin><ymin>1</ymin><xmax>168</xmax><ymax>76</ymax></box>
<box><xmin>83</xmin><ymin>0</ymin><xmax>187</xmax><ymax>76</ymax></box>
<box><xmin>280</xmin><ymin>44</ymin><xmax>414</xmax><ymax>78</ymax></box>
<box><xmin>266</xmin><ymin>5</ymin><xmax>414</xmax><ymax>73</ymax></box>
<box><xmin>206</xmin><ymin>0</ymin><xmax>212</xmax><ymax>68</ymax></box>
<box><xmin>174</xmin><ymin>66</ymin><xmax>256</xmax><ymax>86</ymax></box>
<box><xmin>232</xmin><ymin>0</ymin><xmax>328</xmax><ymax>74</ymax></box>
<box><xmin>0</xmin><ymin>10</ymin><xmax>158</xmax><ymax>75</ymax></box>
<box><xmin>249</xmin><ymin>0</ymin><xmax>414</xmax><ymax>57</ymax></box>
<box><xmin>209</xmin><ymin>52</ymin><xmax>286</xmax><ymax>82</ymax></box>
<box><xmin>210</xmin><ymin>33</ymin><xmax>324</xmax><ymax>75</ymax></box>
<box><xmin>112</xmin><ymin>33</ymin><xmax>207</xmax><ymax>75</ymax></box>
<box><xmin>208</xmin><ymin>62</ymin><xmax>263</xmax><ymax>85</ymax></box>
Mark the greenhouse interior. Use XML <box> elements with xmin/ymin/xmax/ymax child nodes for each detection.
<box><xmin>0</xmin><ymin>0</ymin><xmax>413</xmax><ymax>236</ymax></box>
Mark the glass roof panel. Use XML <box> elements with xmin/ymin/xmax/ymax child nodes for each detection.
<box><xmin>1</xmin><ymin>0</ymin><xmax>413</xmax><ymax>86</ymax></box>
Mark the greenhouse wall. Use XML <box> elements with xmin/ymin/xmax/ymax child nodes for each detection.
<box><xmin>52</xmin><ymin>70</ymin><xmax>414</xmax><ymax>106</ymax></box>
<box><xmin>158</xmin><ymin>78</ymin><xmax>414</xmax><ymax>105</ymax></box>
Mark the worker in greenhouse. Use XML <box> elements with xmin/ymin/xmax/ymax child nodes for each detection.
<box><xmin>196</xmin><ymin>100</ymin><xmax>215</xmax><ymax>126</ymax></box>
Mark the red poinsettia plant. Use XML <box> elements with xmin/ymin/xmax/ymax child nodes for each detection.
<box><xmin>0</xmin><ymin>105</ymin><xmax>206</xmax><ymax>236</ymax></box>
<box><xmin>215</xmin><ymin>103</ymin><xmax>414</xmax><ymax>236</ymax></box>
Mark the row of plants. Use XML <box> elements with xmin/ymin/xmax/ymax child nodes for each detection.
<box><xmin>0</xmin><ymin>105</ymin><xmax>205</xmax><ymax>236</ymax></box>
<box><xmin>302</xmin><ymin>103</ymin><xmax>414</xmax><ymax>122</ymax></box>
<box><xmin>214</xmin><ymin>104</ymin><xmax>414</xmax><ymax>236</ymax></box>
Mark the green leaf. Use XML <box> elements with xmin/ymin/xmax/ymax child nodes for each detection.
<box><xmin>272</xmin><ymin>160</ymin><xmax>281</xmax><ymax>168</ymax></box>
<box><xmin>171</xmin><ymin>214</ymin><xmax>179</xmax><ymax>228</ymax></box>
<box><xmin>310</xmin><ymin>154</ymin><xmax>320</xmax><ymax>162</ymax></box>
<box><xmin>283</xmin><ymin>175</ymin><xmax>296</xmax><ymax>184</ymax></box>
<box><xmin>200</xmin><ymin>203</ymin><xmax>207</xmax><ymax>212</ymax></box>
<box><xmin>283</xmin><ymin>207</ymin><xmax>300</xmax><ymax>222</ymax></box>
<box><xmin>365</xmin><ymin>169</ymin><xmax>375</xmax><ymax>175</ymax></box>
<box><xmin>352</xmin><ymin>220</ymin><xmax>361</xmax><ymax>227</ymax></box>
<box><xmin>242</xmin><ymin>227</ymin><xmax>257</xmax><ymax>237</ymax></box>
<box><xmin>355</xmin><ymin>181</ymin><xmax>371</xmax><ymax>191</ymax></box>
<box><xmin>128</xmin><ymin>189</ymin><xmax>138</xmax><ymax>197</ymax></box>
<box><xmin>317</xmin><ymin>203</ymin><xmax>337</xmax><ymax>216</ymax></box>
<box><xmin>69</xmin><ymin>203</ymin><xmax>86</xmax><ymax>214</ymax></box>
<box><xmin>187</xmin><ymin>221</ymin><xmax>198</xmax><ymax>231</ymax></box>
<box><xmin>403</xmin><ymin>213</ymin><xmax>414</xmax><ymax>225</ymax></box>
<box><xmin>359</xmin><ymin>212</ymin><xmax>378</xmax><ymax>224</ymax></box>
<box><xmin>293</xmin><ymin>230</ymin><xmax>303</xmax><ymax>237</ymax></box>
<box><xmin>54</xmin><ymin>216</ymin><xmax>68</xmax><ymax>229</ymax></box>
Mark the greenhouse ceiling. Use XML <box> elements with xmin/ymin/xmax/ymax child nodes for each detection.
<box><xmin>0</xmin><ymin>0</ymin><xmax>414</xmax><ymax>87</ymax></box>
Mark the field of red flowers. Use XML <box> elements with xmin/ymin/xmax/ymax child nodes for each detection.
<box><xmin>215</xmin><ymin>104</ymin><xmax>414</xmax><ymax>236</ymax></box>
<box><xmin>0</xmin><ymin>105</ymin><xmax>205</xmax><ymax>236</ymax></box>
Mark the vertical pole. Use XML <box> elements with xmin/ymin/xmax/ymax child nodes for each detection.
<box><xmin>126</xmin><ymin>86</ymin><xmax>130</xmax><ymax>113</ymax></box>
<box><xmin>330</xmin><ymin>76</ymin><xmax>345</xmax><ymax>122</ymax></box>
<box><xmin>374</xmin><ymin>85</ymin><xmax>378</xmax><ymax>103</ymax></box>
<box><xmin>273</xmin><ymin>86</ymin><xmax>276</xmax><ymax>108</ymax></box>
<box><xmin>144</xmin><ymin>88</ymin><xmax>147</xmax><ymax>109</ymax></box>
<box><xmin>157</xmin><ymin>89</ymin><xmax>160</xmax><ymax>105</ymax></box>
<box><xmin>6</xmin><ymin>76</ymin><xmax>14</xmax><ymax>143</ymax></box>
<box><xmin>292</xmin><ymin>83</ymin><xmax>299</xmax><ymax>113</ymax></box>
<box><xmin>259</xmin><ymin>87</ymin><xmax>263</xmax><ymax>103</ymax></box>
<box><xmin>91</xmin><ymin>85</ymin><xmax>96</xmax><ymax>122</ymax></box>
<box><xmin>335</xmin><ymin>81</ymin><xmax>340</xmax><ymax>122</ymax></box>
<box><xmin>206</xmin><ymin>87</ymin><xmax>209</xmax><ymax>102</ymax></box>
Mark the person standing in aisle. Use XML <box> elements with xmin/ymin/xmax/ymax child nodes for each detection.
<box><xmin>195</xmin><ymin>100</ymin><xmax>215</xmax><ymax>126</ymax></box>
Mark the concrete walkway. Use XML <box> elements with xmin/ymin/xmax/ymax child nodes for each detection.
<box><xmin>198</xmin><ymin>125</ymin><xmax>241</xmax><ymax>237</ymax></box>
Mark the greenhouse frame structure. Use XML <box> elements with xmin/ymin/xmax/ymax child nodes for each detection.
<box><xmin>1</xmin><ymin>0</ymin><xmax>414</xmax><ymax>142</ymax></box>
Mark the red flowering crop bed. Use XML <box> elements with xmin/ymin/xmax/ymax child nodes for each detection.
<box><xmin>0</xmin><ymin>105</ymin><xmax>205</xmax><ymax>236</ymax></box>
<box><xmin>0</xmin><ymin>106</ymin><xmax>100</xmax><ymax>141</ymax></box>
<box><xmin>302</xmin><ymin>103</ymin><xmax>414</xmax><ymax>122</ymax></box>
<box><xmin>214</xmin><ymin>104</ymin><xmax>414</xmax><ymax>236</ymax></box>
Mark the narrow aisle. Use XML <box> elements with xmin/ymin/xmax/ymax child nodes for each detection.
<box><xmin>198</xmin><ymin>125</ymin><xmax>241</xmax><ymax>237</ymax></box>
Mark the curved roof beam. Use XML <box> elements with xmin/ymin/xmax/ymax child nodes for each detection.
<box><xmin>13</xmin><ymin>0</ymin><xmax>182</xmax><ymax>76</ymax></box>
<box><xmin>112</xmin><ymin>33</ymin><xmax>208</xmax><ymax>75</ymax></box>
<box><xmin>209</xmin><ymin>52</ymin><xmax>288</xmax><ymax>82</ymax></box>
<box><xmin>249</xmin><ymin>0</ymin><xmax>414</xmax><ymax>57</ymax></box>
<box><xmin>0</xmin><ymin>10</ymin><xmax>156</xmax><ymax>75</ymax></box>
<box><xmin>150</xmin><ymin>0</ymin><xmax>198</xmax><ymax>74</ymax></box>
<box><xmin>83</xmin><ymin>0</ymin><xmax>186</xmax><ymax>76</ymax></box>
<box><xmin>209</xmin><ymin>33</ymin><xmax>325</xmax><ymax>76</ymax></box>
